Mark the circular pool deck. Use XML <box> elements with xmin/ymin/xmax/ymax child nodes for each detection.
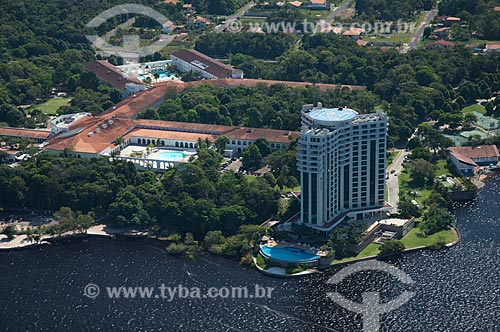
<box><xmin>260</xmin><ymin>245</ymin><xmax>320</xmax><ymax>264</ymax></box>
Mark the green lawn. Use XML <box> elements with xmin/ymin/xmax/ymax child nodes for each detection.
<box><xmin>462</xmin><ymin>104</ymin><xmax>485</xmax><ymax>115</ymax></box>
<box><xmin>368</xmin><ymin>34</ymin><xmax>411</xmax><ymax>45</ymax></box>
<box><xmin>331</xmin><ymin>227</ymin><xmax>458</xmax><ymax>265</ymax></box>
<box><xmin>27</xmin><ymin>97</ymin><xmax>71</xmax><ymax>115</ymax></box>
<box><xmin>331</xmin><ymin>243</ymin><xmax>381</xmax><ymax>264</ymax></box>
<box><xmin>297</xmin><ymin>9</ymin><xmax>331</xmax><ymax>20</ymax></box>
<box><xmin>435</xmin><ymin>159</ymin><xmax>451</xmax><ymax>177</ymax></box>
<box><xmin>241</xmin><ymin>17</ymin><xmax>266</xmax><ymax>23</ymax></box>
<box><xmin>401</xmin><ymin>228</ymin><xmax>458</xmax><ymax>248</ymax></box>
<box><xmin>398</xmin><ymin>158</ymin><xmax>451</xmax><ymax>206</ymax></box>
<box><xmin>386</xmin><ymin>150</ymin><xmax>399</xmax><ymax>167</ymax></box>
<box><xmin>399</xmin><ymin>169</ymin><xmax>432</xmax><ymax>206</ymax></box>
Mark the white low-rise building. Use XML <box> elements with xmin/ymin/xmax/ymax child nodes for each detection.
<box><xmin>170</xmin><ymin>49</ymin><xmax>243</xmax><ymax>79</ymax></box>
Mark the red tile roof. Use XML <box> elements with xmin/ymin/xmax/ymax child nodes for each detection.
<box><xmin>43</xmin><ymin>75</ymin><xmax>364</xmax><ymax>155</ymax></box>
<box><xmin>0</xmin><ymin>127</ymin><xmax>50</xmax><ymax>140</ymax></box>
<box><xmin>486</xmin><ymin>43</ymin><xmax>500</xmax><ymax>50</ymax></box>
<box><xmin>45</xmin><ymin>118</ymin><xmax>135</xmax><ymax>154</ymax></box>
<box><xmin>136</xmin><ymin>119</ymin><xmax>237</xmax><ymax>135</ymax></box>
<box><xmin>136</xmin><ymin>119</ymin><xmax>298</xmax><ymax>143</ymax></box>
<box><xmin>100</xmin><ymin>84</ymin><xmax>175</xmax><ymax>119</ymax></box>
<box><xmin>448</xmin><ymin>145</ymin><xmax>499</xmax><ymax>162</ymax></box>
<box><xmin>343</xmin><ymin>28</ymin><xmax>364</xmax><ymax>36</ymax></box>
<box><xmin>84</xmin><ymin>60</ymin><xmax>145</xmax><ymax>90</ymax></box>
<box><xmin>182</xmin><ymin>78</ymin><xmax>367</xmax><ymax>92</ymax></box>
<box><xmin>225</xmin><ymin>127</ymin><xmax>298</xmax><ymax>144</ymax></box>
<box><xmin>433</xmin><ymin>27</ymin><xmax>450</xmax><ymax>33</ymax></box>
<box><xmin>424</xmin><ymin>40</ymin><xmax>455</xmax><ymax>48</ymax></box>
<box><xmin>171</xmin><ymin>49</ymin><xmax>239</xmax><ymax>78</ymax></box>
<box><xmin>124</xmin><ymin>128</ymin><xmax>218</xmax><ymax>142</ymax></box>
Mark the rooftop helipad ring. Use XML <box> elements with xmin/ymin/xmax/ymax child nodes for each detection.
<box><xmin>308</xmin><ymin>108</ymin><xmax>358</xmax><ymax>125</ymax></box>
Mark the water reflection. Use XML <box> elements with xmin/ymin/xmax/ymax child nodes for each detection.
<box><xmin>0</xmin><ymin>180</ymin><xmax>499</xmax><ymax>331</ymax></box>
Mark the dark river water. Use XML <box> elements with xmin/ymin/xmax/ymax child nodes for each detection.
<box><xmin>1</xmin><ymin>179</ymin><xmax>499</xmax><ymax>332</ymax></box>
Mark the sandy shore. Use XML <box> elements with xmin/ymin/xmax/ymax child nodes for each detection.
<box><xmin>0</xmin><ymin>224</ymin><xmax>148</xmax><ymax>250</ymax></box>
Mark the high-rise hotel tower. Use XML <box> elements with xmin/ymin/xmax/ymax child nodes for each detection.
<box><xmin>297</xmin><ymin>103</ymin><xmax>389</xmax><ymax>230</ymax></box>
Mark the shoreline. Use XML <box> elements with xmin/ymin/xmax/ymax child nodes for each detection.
<box><xmin>254</xmin><ymin>225</ymin><xmax>461</xmax><ymax>277</ymax></box>
<box><xmin>1</xmin><ymin>223</ymin><xmax>462</xmax><ymax>280</ymax></box>
<box><xmin>324</xmin><ymin>225</ymin><xmax>461</xmax><ymax>269</ymax></box>
<box><xmin>0</xmin><ymin>224</ymin><xmax>147</xmax><ymax>251</ymax></box>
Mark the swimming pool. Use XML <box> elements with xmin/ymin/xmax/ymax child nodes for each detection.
<box><xmin>138</xmin><ymin>71</ymin><xmax>174</xmax><ymax>81</ymax></box>
<box><xmin>158</xmin><ymin>151</ymin><xmax>189</xmax><ymax>161</ymax></box>
<box><xmin>260</xmin><ymin>245</ymin><xmax>320</xmax><ymax>263</ymax></box>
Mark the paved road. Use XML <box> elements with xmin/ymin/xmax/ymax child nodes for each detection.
<box><xmin>386</xmin><ymin>149</ymin><xmax>409</xmax><ymax>212</ymax></box>
<box><xmin>93</xmin><ymin>17</ymin><xmax>136</xmax><ymax>50</ymax></box>
<box><xmin>401</xmin><ymin>8</ymin><xmax>438</xmax><ymax>53</ymax></box>
<box><xmin>324</xmin><ymin>0</ymin><xmax>352</xmax><ymax>24</ymax></box>
<box><xmin>215</xmin><ymin>1</ymin><xmax>255</xmax><ymax>33</ymax></box>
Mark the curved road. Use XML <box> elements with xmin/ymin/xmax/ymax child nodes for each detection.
<box><xmin>324</xmin><ymin>0</ymin><xmax>353</xmax><ymax>24</ymax></box>
<box><xmin>215</xmin><ymin>1</ymin><xmax>255</xmax><ymax>33</ymax></box>
<box><xmin>401</xmin><ymin>8</ymin><xmax>438</xmax><ymax>53</ymax></box>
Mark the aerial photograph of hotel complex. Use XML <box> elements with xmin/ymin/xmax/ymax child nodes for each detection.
<box><xmin>0</xmin><ymin>0</ymin><xmax>499</xmax><ymax>331</ymax></box>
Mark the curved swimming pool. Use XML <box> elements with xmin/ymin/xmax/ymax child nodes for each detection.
<box><xmin>158</xmin><ymin>151</ymin><xmax>188</xmax><ymax>161</ymax></box>
<box><xmin>260</xmin><ymin>245</ymin><xmax>320</xmax><ymax>263</ymax></box>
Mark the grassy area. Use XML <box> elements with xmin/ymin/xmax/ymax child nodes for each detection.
<box><xmin>331</xmin><ymin>227</ymin><xmax>458</xmax><ymax>265</ymax></box>
<box><xmin>331</xmin><ymin>243</ymin><xmax>381</xmax><ymax>264</ymax></box>
<box><xmin>367</xmin><ymin>33</ymin><xmax>411</xmax><ymax>45</ymax></box>
<box><xmin>26</xmin><ymin>97</ymin><xmax>71</xmax><ymax>115</ymax></box>
<box><xmin>399</xmin><ymin>169</ymin><xmax>432</xmax><ymax>206</ymax></box>
<box><xmin>435</xmin><ymin>159</ymin><xmax>451</xmax><ymax>177</ymax></box>
<box><xmin>296</xmin><ymin>9</ymin><xmax>331</xmax><ymax>20</ymax></box>
<box><xmin>386</xmin><ymin>150</ymin><xmax>399</xmax><ymax>167</ymax></box>
<box><xmin>398</xmin><ymin>158</ymin><xmax>451</xmax><ymax>206</ymax></box>
<box><xmin>400</xmin><ymin>228</ymin><xmax>458</xmax><ymax>248</ymax></box>
<box><xmin>240</xmin><ymin>17</ymin><xmax>266</xmax><ymax>23</ymax></box>
<box><xmin>462</xmin><ymin>104</ymin><xmax>485</xmax><ymax>114</ymax></box>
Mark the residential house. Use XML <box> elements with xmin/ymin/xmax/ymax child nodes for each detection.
<box><xmin>424</xmin><ymin>40</ymin><xmax>455</xmax><ymax>50</ymax></box>
<box><xmin>447</xmin><ymin>145</ymin><xmax>500</xmax><ymax>175</ymax></box>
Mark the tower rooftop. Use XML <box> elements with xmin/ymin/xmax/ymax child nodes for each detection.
<box><xmin>308</xmin><ymin>107</ymin><xmax>358</xmax><ymax>125</ymax></box>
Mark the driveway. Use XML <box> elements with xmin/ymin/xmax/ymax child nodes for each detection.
<box><xmin>386</xmin><ymin>149</ymin><xmax>409</xmax><ymax>211</ymax></box>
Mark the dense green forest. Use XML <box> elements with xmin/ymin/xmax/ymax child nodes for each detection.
<box><xmin>194</xmin><ymin>33</ymin><xmax>500</xmax><ymax>146</ymax></box>
<box><xmin>355</xmin><ymin>0</ymin><xmax>435</xmax><ymax>21</ymax></box>
<box><xmin>139</xmin><ymin>83</ymin><xmax>379</xmax><ymax>129</ymax></box>
<box><xmin>439</xmin><ymin>0</ymin><xmax>500</xmax><ymax>40</ymax></box>
<box><xmin>0</xmin><ymin>144</ymin><xmax>280</xmax><ymax>239</ymax></box>
<box><xmin>0</xmin><ymin>0</ymin><xmax>247</xmax><ymax>128</ymax></box>
<box><xmin>195</xmin><ymin>32</ymin><xmax>297</xmax><ymax>60</ymax></box>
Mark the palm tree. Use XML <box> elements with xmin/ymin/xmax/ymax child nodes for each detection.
<box><xmin>115</xmin><ymin>135</ymin><xmax>124</xmax><ymax>147</ymax></box>
<box><xmin>464</xmin><ymin>113</ymin><xmax>477</xmax><ymax>128</ymax></box>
